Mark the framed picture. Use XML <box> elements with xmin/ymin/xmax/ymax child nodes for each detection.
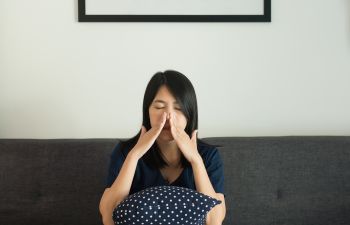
<box><xmin>78</xmin><ymin>0</ymin><xmax>271</xmax><ymax>22</ymax></box>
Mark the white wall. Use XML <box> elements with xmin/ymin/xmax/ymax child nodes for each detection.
<box><xmin>1</xmin><ymin>0</ymin><xmax>350</xmax><ymax>138</ymax></box>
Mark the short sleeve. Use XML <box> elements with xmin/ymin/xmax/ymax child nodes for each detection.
<box><xmin>105</xmin><ymin>143</ymin><xmax>126</xmax><ymax>188</ymax></box>
<box><xmin>205</xmin><ymin>148</ymin><xmax>225</xmax><ymax>197</ymax></box>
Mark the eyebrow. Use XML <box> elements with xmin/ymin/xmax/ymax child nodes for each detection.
<box><xmin>153</xmin><ymin>100</ymin><xmax>179</xmax><ymax>104</ymax></box>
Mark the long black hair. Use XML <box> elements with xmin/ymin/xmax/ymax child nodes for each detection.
<box><xmin>118</xmin><ymin>70</ymin><xmax>213</xmax><ymax>169</ymax></box>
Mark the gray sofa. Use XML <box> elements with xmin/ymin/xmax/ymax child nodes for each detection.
<box><xmin>0</xmin><ymin>136</ymin><xmax>349</xmax><ymax>225</ymax></box>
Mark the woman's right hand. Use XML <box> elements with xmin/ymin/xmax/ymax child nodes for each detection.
<box><xmin>130</xmin><ymin>112</ymin><xmax>167</xmax><ymax>159</ymax></box>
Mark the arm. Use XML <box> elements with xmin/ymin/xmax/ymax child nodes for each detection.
<box><xmin>99</xmin><ymin>150</ymin><xmax>140</xmax><ymax>225</ymax></box>
<box><xmin>99</xmin><ymin>113</ymin><xmax>167</xmax><ymax>225</ymax></box>
<box><xmin>191</xmin><ymin>157</ymin><xmax>226</xmax><ymax>225</ymax></box>
<box><xmin>167</xmin><ymin>112</ymin><xmax>226</xmax><ymax>225</ymax></box>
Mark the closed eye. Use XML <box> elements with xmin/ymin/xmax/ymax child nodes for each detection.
<box><xmin>154</xmin><ymin>107</ymin><xmax>181</xmax><ymax>110</ymax></box>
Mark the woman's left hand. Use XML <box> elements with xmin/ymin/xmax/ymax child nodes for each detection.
<box><xmin>169</xmin><ymin>112</ymin><xmax>201</xmax><ymax>164</ymax></box>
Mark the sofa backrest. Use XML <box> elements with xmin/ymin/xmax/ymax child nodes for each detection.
<box><xmin>203</xmin><ymin>136</ymin><xmax>350</xmax><ymax>225</ymax></box>
<box><xmin>1</xmin><ymin>136</ymin><xmax>349</xmax><ymax>225</ymax></box>
<box><xmin>0</xmin><ymin>139</ymin><xmax>115</xmax><ymax>225</ymax></box>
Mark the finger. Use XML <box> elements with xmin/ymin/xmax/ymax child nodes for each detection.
<box><xmin>172</xmin><ymin>112</ymin><xmax>176</xmax><ymax>126</ymax></box>
<box><xmin>191</xmin><ymin>130</ymin><xmax>198</xmax><ymax>144</ymax></box>
<box><xmin>153</xmin><ymin>112</ymin><xmax>167</xmax><ymax>135</ymax></box>
<box><xmin>172</xmin><ymin>112</ymin><xmax>184</xmax><ymax>137</ymax></box>
<box><xmin>160</xmin><ymin>112</ymin><xmax>167</xmax><ymax>127</ymax></box>
<box><xmin>170</xmin><ymin>112</ymin><xmax>178</xmax><ymax>130</ymax></box>
<box><xmin>169</xmin><ymin>112</ymin><xmax>178</xmax><ymax>138</ymax></box>
<box><xmin>140</xmin><ymin>125</ymin><xmax>146</xmax><ymax>136</ymax></box>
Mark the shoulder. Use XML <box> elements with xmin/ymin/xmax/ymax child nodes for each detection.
<box><xmin>111</xmin><ymin>136</ymin><xmax>139</xmax><ymax>156</ymax></box>
<box><xmin>107</xmin><ymin>140</ymin><xmax>137</xmax><ymax>174</ymax></box>
<box><xmin>110</xmin><ymin>140</ymin><xmax>133</xmax><ymax>161</ymax></box>
<box><xmin>197</xmin><ymin>140</ymin><xmax>222</xmax><ymax>166</ymax></box>
<box><xmin>110</xmin><ymin>135</ymin><xmax>139</xmax><ymax>159</ymax></box>
<box><xmin>197</xmin><ymin>141</ymin><xmax>216</xmax><ymax>154</ymax></box>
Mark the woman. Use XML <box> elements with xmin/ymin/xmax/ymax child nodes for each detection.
<box><xmin>99</xmin><ymin>70</ymin><xmax>226</xmax><ymax>225</ymax></box>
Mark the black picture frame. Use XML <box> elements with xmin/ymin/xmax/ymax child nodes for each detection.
<box><xmin>78</xmin><ymin>0</ymin><xmax>271</xmax><ymax>22</ymax></box>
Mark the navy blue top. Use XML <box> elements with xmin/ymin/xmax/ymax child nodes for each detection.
<box><xmin>105</xmin><ymin>141</ymin><xmax>225</xmax><ymax>197</ymax></box>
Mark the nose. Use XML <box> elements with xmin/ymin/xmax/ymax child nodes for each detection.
<box><xmin>164</xmin><ymin>109</ymin><xmax>174</xmax><ymax>120</ymax></box>
<box><xmin>165</xmin><ymin>111</ymin><xmax>171</xmax><ymax>120</ymax></box>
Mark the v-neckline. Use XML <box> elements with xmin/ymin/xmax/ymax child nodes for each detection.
<box><xmin>158</xmin><ymin>167</ymin><xmax>185</xmax><ymax>185</ymax></box>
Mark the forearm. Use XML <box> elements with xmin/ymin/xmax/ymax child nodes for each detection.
<box><xmin>102</xmin><ymin>210</ymin><xmax>114</xmax><ymax>225</ymax></box>
<box><xmin>100</xmin><ymin>149</ymin><xmax>140</xmax><ymax>222</ymax></box>
<box><xmin>191</xmin><ymin>155</ymin><xmax>218</xmax><ymax>199</ymax></box>
<box><xmin>109</xmin><ymin>150</ymin><xmax>140</xmax><ymax>201</ymax></box>
<box><xmin>191</xmin><ymin>156</ymin><xmax>225</xmax><ymax>225</ymax></box>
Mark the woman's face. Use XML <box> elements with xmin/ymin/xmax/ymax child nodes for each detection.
<box><xmin>149</xmin><ymin>85</ymin><xmax>187</xmax><ymax>142</ymax></box>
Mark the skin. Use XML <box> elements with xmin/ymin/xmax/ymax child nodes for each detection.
<box><xmin>99</xmin><ymin>85</ymin><xmax>226</xmax><ymax>225</ymax></box>
<box><xmin>149</xmin><ymin>85</ymin><xmax>189</xmax><ymax>166</ymax></box>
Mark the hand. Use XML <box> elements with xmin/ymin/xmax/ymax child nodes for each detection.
<box><xmin>169</xmin><ymin>112</ymin><xmax>201</xmax><ymax>164</ymax></box>
<box><xmin>131</xmin><ymin>112</ymin><xmax>167</xmax><ymax>159</ymax></box>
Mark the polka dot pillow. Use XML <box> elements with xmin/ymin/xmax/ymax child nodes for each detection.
<box><xmin>112</xmin><ymin>185</ymin><xmax>222</xmax><ymax>225</ymax></box>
